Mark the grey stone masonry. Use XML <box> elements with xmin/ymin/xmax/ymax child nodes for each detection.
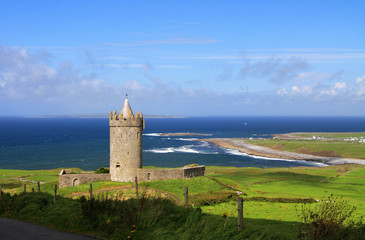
<box><xmin>109</xmin><ymin>97</ymin><xmax>145</xmax><ymax>182</ymax></box>
<box><xmin>59</xmin><ymin>170</ymin><xmax>111</xmax><ymax>188</ymax></box>
<box><xmin>137</xmin><ymin>165</ymin><xmax>205</xmax><ymax>181</ymax></box>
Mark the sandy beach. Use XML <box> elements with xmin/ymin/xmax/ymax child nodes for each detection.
<box><xmin>202</xmin><ymin>138</ymin><xmax>365</xmax><ymax>165</ymax></box>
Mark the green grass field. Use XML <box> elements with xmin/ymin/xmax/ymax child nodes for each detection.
<box><xmin>291</xmin><ymin>132</ymin><xmax>365</xmax><ymax>139</ymax></box>
<box><xmin>247</xmin><ymin>138</ymin><xmax>365</xmax><ymax>159</ymax></box>
<box><xmin>1</xmin><ymin>165</ymin><xmax>364</xmax><ymax>239</ymax></box>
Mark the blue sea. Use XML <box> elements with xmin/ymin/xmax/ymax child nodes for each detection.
<box><xmin>1</xmin><ymin>116</ymin><xmax>365</xmax><ymax>170</ymax></box>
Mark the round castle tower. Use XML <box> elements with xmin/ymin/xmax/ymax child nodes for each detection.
<box><xmin>109</xmin><ymin>96</ymin><xmax>145</xmax><ymax>182</ymax></box>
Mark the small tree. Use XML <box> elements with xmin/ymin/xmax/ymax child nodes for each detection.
<box><xmin>297</xmin><ymin>194</ymin><xmax>364</xmax><ymax>240</ymax></box>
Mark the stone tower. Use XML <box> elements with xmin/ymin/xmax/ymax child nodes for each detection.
<box><xmin>109</xmin><ymin>96</ymin><xmax>145</xmax><ymax>182</ymax></box>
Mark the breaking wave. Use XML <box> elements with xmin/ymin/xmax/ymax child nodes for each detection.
<box><xmin>174</xmin><ymin>138</ymin><xmax>199</xmax><ymax>141</ymax></box>
<box><xmin>224</xmin><ymin>148</ymin><xmax>327</xmax><ymax>166</ymax></box>
<box><xmin>143</xmin><ymin>133</ymin><xmax>162</xmax><ymax>136</ymax></box>
<box><xmin>144</xmin><ymin>144</ymin><xmax>217</xmax><ymax>155</ymax></box>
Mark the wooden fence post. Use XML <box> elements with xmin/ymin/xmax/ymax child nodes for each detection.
<box><xmin>184</xmin><ymin>186</ymin><xmax>189</xmax><ymax>208</ymax></box>
<box><xmin>89</xmin><ymin>184</ymin><xmax>93</xmax><ymax>199</ymax></box>
<box><xmin>135</xmin><ymin>177</ymin><xmax>138</xmax><ymax>199</ymax></box>
<box><xmin>53</xmin><ymin>184</ymin><xmax>57</xmax><ymax>204</ymax></box>
<box><xmin>0</xmin><ymin>185</ymin><xmax>2</xmax><ymax>196</ymax></box>
<box><xmin>37</xmin><ymin>182</ymin><xmax>40</xmax><ymax>192</ymax></box>
<box><xmin>32</xmin><ymin>188</ymin><xmax>34</xmax><ymax>192</ymax></box>
<box><xmin>237</xmin><ymin>197</ymin><xmax>243</xmax><ymax>230</ymax></box>
<box><xmin>23</xmin><ymin>184</ymin><xmax>26</xmax><ymax>193</ymax></box>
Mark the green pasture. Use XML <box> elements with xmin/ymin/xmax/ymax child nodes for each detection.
<box><xmin>247</xmin><ymin>138</ymin><xmax>365</xmax><ymax>159</ymax></box>
<box><xmin>1</xmin><ymin>164</ymin><xmax>364</xmax><ymax>239</ymax></box>
<box><xmin>291</xmin><ymin>132</ymin><xmax>365</xmax><ymax>139</ymax></box>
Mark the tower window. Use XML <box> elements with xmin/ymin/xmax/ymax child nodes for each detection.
<box><xmin>116</xmin><ymin>162</ymin><xmax>120</xmax><ymax>168</ymax></box>
<box><xmin>137</xmin><ymin>132</ymin><xmax>139</xmax><ymax>139</ymax></box>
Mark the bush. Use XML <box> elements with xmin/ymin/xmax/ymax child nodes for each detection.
<box><xmin>95</xmin><ymin>167</ymin><xmax>109</xmax><ymax>174</ymax></box>
<box><xmin>245</xmin><ymin>196</ymin><xmax>316</xmax><ymax>203</ymax></box>
<box><xmin>297</xmin><ymin>194</ymin><xmax>365</xmax><ymax>240</ymax></box>
<box><xmin>190</xmin><ymin>191</ymin><xmax>235</xmax><ymax>206</ymax></box>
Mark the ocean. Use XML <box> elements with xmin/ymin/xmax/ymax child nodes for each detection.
<box><xmin>1</xmin><ymin>116</ymin><xmax>365</xmax><ymax>170</ymax></box>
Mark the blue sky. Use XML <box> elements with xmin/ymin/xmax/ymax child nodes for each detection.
<box><xmin>0</xmin><ymin>0</ymin><xmax>364</xmax><ymax>116</ymax></box>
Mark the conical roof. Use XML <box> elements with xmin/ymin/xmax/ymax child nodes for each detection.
<box><xmin>121</xmin><ymin>96</ymin><xmax>134</xmax><ymax>118</ymax></box>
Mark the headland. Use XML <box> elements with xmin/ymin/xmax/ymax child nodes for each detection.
<box><xmin>202</xmin><ymin>138</ymin><xmax>365</xmax><ymax>165</ymax></box>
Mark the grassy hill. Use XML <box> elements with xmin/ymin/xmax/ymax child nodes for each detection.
<box><xmin>1</xmin><ymin>165</ymin><xmax>364</xmax><ymax>239</ymax></box>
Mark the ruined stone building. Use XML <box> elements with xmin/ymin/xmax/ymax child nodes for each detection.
<box><xmin>59</xmin><ymin>97</ymin><xmax>205</xmax><ymax>188</ymax></box>
<box><xmin>109</xmin><ymin>97</ymin><xmax>144</xmax><ymax>182</ymax></box>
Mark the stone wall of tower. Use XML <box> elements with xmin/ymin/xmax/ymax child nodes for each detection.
<box><xmin>109</xmin><ymin>111</ymin><xmax>144</xmax><ymax>182</ymax></box>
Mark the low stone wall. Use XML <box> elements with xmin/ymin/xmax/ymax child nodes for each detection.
<box><xmin>183</xmin><ymin>166</ymin><xmax>205</xmax><ymax>178</ymax></box>
<box><xmin>59</xmin><ymin>170</ymin><xmax>111</xmax><ymax>188</ymax></box>
<box><xmin>59</xmin><ymin>166</ymin><xmax>205</xmax><ymax>187</ymax></box>
<box><xmin>137</xmin><ymin>165</ymin><xmax>205</xmax><ymax>181</ymax></box>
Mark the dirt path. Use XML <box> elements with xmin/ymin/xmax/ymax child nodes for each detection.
<box><xmin>0</xmin><ymin>218</ymin><xmax>100</xmax><ymax>240</ymax></box>
<box><xmin>68</xmin><ymin>186</ymin><xmax>182</xmax><ymax>204</ymax></box>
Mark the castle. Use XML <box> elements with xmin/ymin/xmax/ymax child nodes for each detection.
<box><xmin>59</xmin><ymin>97</ymin><xmax>205</xmax><ymax>188</ymax></box>
<box><xmin>109</xmin><ymin>97</ymin><xmax>144</xmax><ymax>182</ymax></box>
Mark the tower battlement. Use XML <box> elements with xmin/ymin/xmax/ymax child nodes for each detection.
<box><xmin>109</xmin><ymin>96</ymin><xmax>144</xmax><ymax>182</ymax></box>
<box><xmin>109</xmin><ymin>110</ymin><xmax>145</xmax><ymax>128</ymax></box>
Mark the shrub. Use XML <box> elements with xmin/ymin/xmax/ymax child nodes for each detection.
<box><xmin>297</xmin><ymin>194</ymin><xmax>365</xmax><ymax>240</ymax></box>
<box><xmin>95</xmin><ymin>167</ymin><xmax>109</xmax><ymax>174</ymax></box>
<box><xmin>245</xmin><ymin>196</ymin><xmax>316</xmax><ymax>204</ymax></box>
<box><xmin>190</xmin><ymin>191</ymin><xmax>235</xmax><ymax>206</ymax></box>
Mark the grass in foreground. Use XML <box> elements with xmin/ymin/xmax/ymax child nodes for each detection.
<box><xmin>0</xmin><ymin>192</ymin><xmax>301</xmax><ymax>240</ymax></box>
<box><xmin>1</xmin><ymin>165</ymin><xmax>365</xmax><ymax>239</ymax></box>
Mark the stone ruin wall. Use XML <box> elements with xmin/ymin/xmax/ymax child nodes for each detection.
<box><xmin>59</xmin><ymin>165</ymin><xmax>205</xmax><ymax>188</ymax></box>
<box><xmin>137</xmin><ymin>165</ymin><xmax>205</xmax><ymax>181</ymax></box>
<box><xmin>59</xmin><ymin>169</ymin><xmax>111</xmax><ymax>188</ymax></box>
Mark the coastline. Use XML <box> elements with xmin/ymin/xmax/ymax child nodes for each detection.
<box><xmin>202</xmin><ymin>138</ymin><xmax>365</xmax><ymax>165</ymax></box>
<box><xmin>160</xmin><ymin>132</ymin><xmax>212</xmax><ymax>137</ymax></box>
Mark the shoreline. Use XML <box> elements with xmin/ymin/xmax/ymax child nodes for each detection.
<box><xmin>202</xmin><ymin>138</ymin><xmax>365</xmax><ymax>165</ymax></box>
<box><xmin>160</xmin><ymin>132</ymin><xmax>212</xmax><ymax>137</ymax></box>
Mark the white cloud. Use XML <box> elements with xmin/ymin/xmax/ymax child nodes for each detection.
<box><xmin>240</xmin><ymin>57</ymin><xmax>309</xmax><ymax>83</ymax></box>
<box><xmin>156</xmin><ymin>65</ymin><xmax>191</xmax><ymax>69</ymax></box>
<box><xmin>161</xmin><ymin>49</ymin><xmax>365</xmax><ymax>63</ymax></box>
<box><xmin>1</xmin><ymin>45</ymin><xmax>364</xmax><ymax>116</ymax></box>
<box><xmin>277</xmin><ymin>87</ymin><xmax>288</xmax><ymax>95</ymax></box>
<box><xmin>319</xmin><ymin>82</ymin><xmax>346</xmax><ymax>98</ymax></box>
<box><xmin>334</xmin><ymin>82</ymin><xmax>346</xmax><ymax>90</ymax></box>
<box><xmin>0</xmin><ymin>46</ymin><xmax>119</xmax><ymax>105</ymax></box>
<box><xmin>291</xmin><ymin>85</ymin><xmax>313</xmax><ymax>95</ymax></box>
<box><xmin>102</xmin><ymin>63</ymin><xmax>144</xmax><ymax>68</ymax></box>
<box><xmin>105</xmin><ymin>38</ymin><xmax>220</xmax><ymax>47</ymax></box>
<box><xmin>356</xmin><ymin>75</ymin><xmax>365</xmax><ymax>84</ymax></box>
<box><xmin>355</xmin><ymin>75</ymin><xmax>365</xmax><ymax>96</ymax></box>
<box><xmin>295</xmin><ymin>71</ymin><xmax>343</xmax><ymax>84</ymax></box>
